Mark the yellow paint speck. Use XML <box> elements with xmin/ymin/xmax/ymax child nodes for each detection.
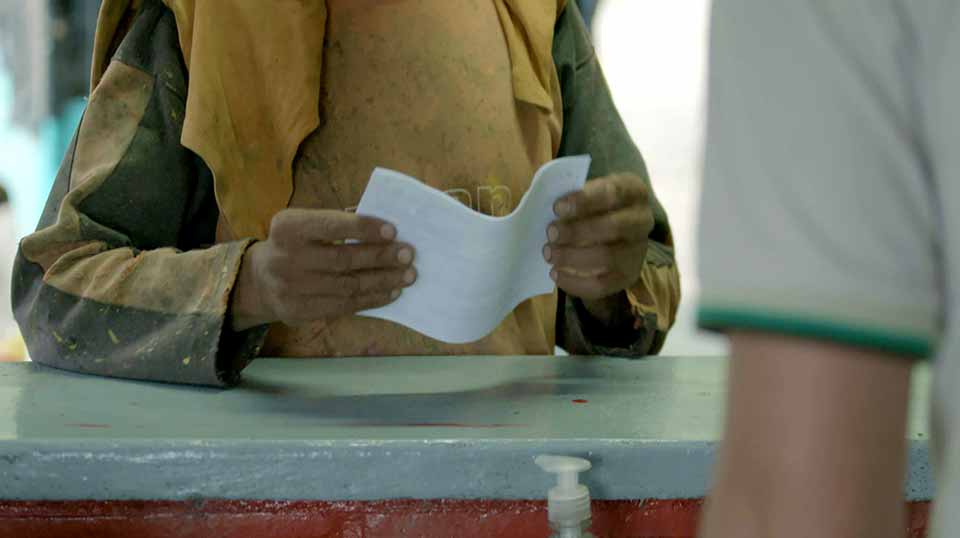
<box><xmin>108</xmin><ymin>330</ymin><xmax>120</xmax><ymax>345</ymax></box>
<box><xmin>182</xmin><ymin>357</ymin><xmax>191</xmax><ymax>365</ymax></box>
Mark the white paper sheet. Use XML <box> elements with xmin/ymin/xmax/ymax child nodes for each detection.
<box><xmin>355</xmin><ymin>155</ymin><xmax>591</xmax><ymax>344</ymax></box>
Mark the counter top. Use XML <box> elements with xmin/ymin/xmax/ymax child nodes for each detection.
<box><xmin>0</xmin><ymin>356</ymin><xmax>933</xmax><ymax>501</ymax></box>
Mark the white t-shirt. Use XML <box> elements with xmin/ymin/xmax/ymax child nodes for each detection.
<box><xmin>698</xmin><ymin>1</ymin><xmax>960</xmax><ymax>534</ymax></box>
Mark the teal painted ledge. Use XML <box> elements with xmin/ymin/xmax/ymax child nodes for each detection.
<box><xmin>0</xmin><ymin>356</ymin><xmax>934</xmax><ymax>501</ymax></box>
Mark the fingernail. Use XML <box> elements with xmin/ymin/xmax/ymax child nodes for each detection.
<box><xmin>381</xmin><ymin>224</ymin><xmax>397</xmax><ymax>240</ymax></box>
<box><xmin>397</xmin><ymin>247</ymin><xmax>413</xmax><ymax>264</ymax></box>
<box><xmin>543</xmin><ymin>245</ymin><xmax>552</xmax><ymax>262</ymax></box>
<box><xmin>549</xmin><ymin>269</ymin><xmax>558</xmax><ymax>282</ymax></box>
<box><xmin>548</xmin><ymin>226</ymin><xmax>560</xmax><ymax>242</ymax></box>
<box><xmin>390</xmin><ymin>289</ymin><xmax>402</xmax><ymax>300</ymax></box>
<box><xmin>403</xmin><ymin>268</ymin><xmax>417</xmax><ymax>284</ymax></box>
<box><xmin>555</xmin><ymin>201</ymin><xmax>570</xmax><ymax>217</ymax></box>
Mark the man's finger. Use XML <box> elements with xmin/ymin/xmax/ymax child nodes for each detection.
<box><xmin>550</xmin><ymin>269</ymin><xmax>627</xmax><ymax>301</ymax></box>
<box><xmin>285</xmin><ymin>289</ymin><xmax>402</xmax><ymax>323</ymax></box>
<box><xmin>544</xmin><ymin>243</ymin><xmax>643</xmax><ymax>275</ymax></box>
<box><xmin>547</xmin><ymin>207</ymin><xmax>653</xmax><ymax>246</ymax></box>
<box><xmin>553</xmin><ymin>174</ymin><xmax>648</xmax><ymax>220</ymax></box>
<box><xmin>302</xmin><ymin>243</ymin><xmax>415</xmax><ymax>273</ymax></box>
<box><xmin>271</xmin><ymin>209</ymin><xmax>397</xmax><ymax>246</ymax></box>
<box><xmin>313</xmin><ymin>267</ymin><xmax>417</xmax><ymax>297</ymax></box>
<box><xmin>273</xmin><ymin>267</ymin><xmax>416</xmax><ymax>296</ymax></box>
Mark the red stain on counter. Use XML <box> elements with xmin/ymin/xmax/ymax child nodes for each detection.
<box><xmin>339</xmin><ymin>422</ymin><xmax>527</xmax><ymax>429</ymax></box>
<box><xmin>571</xmin><ymin>399</ymin><xmax>589</xmax><ymax>404</ymax></box>
<box><xmin>63</xmin><ymin>423</ymin><xmax>111</xmax><ymax>429</ymax></box>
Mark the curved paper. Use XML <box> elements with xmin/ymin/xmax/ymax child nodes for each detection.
<box><xmin>356</xmin><ymin>156</ymin><xmax>591</xmax><ymax>344</ymax></box>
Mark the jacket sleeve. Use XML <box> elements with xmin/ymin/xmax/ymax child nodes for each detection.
<box><xmin>11</xmin><ymin>0</ymin><xmax>266</xmax><ymax>387</ymax></box>
<box><xmin>553</xmin><ymin>2</ymin><xmax>681</xmax><ymax>356</ymax></box>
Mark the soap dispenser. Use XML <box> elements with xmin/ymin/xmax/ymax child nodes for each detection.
<box><xmin>535</xmin><ymin>455</ymin><xmax>595</xmax><ymax>538</ymax></box>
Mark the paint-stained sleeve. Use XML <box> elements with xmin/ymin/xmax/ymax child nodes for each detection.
<box><xmin>11</xmin><ymin>1</ymin><xmax>267</xmax><ymax>387</ymax></box>
<box><xmin>552</xmin><ymin>3</ymin><xmax>681</xmax><ymax>356</ymax></box>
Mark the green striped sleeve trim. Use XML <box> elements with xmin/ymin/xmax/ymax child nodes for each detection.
<box><xmin>698</xmin><ymin>307</ymin><xmax>934</xmax><ymax>359</ymax></box>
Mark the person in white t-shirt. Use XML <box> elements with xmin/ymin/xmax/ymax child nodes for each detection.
<box><xmin>697</xmin><ymin>1</ymin><xmax>960</xmax><ymax>537</ymax></box>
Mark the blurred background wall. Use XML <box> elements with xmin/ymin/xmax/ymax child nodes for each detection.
<box><xmin>0</xmin><ymin>0</ymin><xmax>98</xmax><ymax>355</ymax></box>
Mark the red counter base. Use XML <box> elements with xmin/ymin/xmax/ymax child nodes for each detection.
<box><xmin>0</xmin><ymin>499</ymin><xmax>930</xmax><ymax>538</ymax></box>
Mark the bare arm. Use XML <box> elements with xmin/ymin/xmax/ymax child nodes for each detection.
<box><xmin>699</xmin><ymin>332</ymin><xmax>913</xmax><ymax>538</ymax></box>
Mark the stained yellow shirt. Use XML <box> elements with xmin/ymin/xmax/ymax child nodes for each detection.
<box><xmin>93</xmin><ymin>0</ymin><xmax>566</xmax><ymax>240</ymax></box>
<box><xmin>260</xmin><ymin>0</ymin><xmax>560</xmax><ymax>356</ymax></box>
<box><xmin>89</xmin><ymin>0</ymin><xmax>588</xmax><ymax>358</ymax></box>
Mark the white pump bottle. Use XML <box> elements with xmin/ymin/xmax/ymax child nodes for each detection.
<box><xmin>535</xmin><ymin>455</ymin><xmax>595</xmax><ymax>538</ymax></box>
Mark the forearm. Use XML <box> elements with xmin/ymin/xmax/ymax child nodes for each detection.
<box><xmin>15</xmin><ymin>239</ymin><xmax>264</xmax><ymax>387</ymax></box>
<box><xmin>230</xmin><ymin>241</ymin><xmax>272</xmax><ymax>332</ymax></box>
<box><xmin>700</xmin><ymin>332</ymin><xmax>912</xmax><ymax>538</ymax></box>
<box><xmin>14</xmin><ymin>4</ymin><xmax>266</xmax><ymax>386</ymax></box>
<box><xmin>580</xmin><ymin>292</ymin><xmax>634</xmax><ymax>329</ymax></box>
<box><xmin>560</xmin><ymin>241</ymin><xmax>679</xmax><ymax>356</ymax></box>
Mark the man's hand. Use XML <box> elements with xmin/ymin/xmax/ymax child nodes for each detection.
<box><xmin>543</xmin><ymin>173</ymin><xmax>653</xmax><ymax>325</ymax></box>
<box><xmin>231</xmin><ymin>209</ymin><xmax>417</xmax><ymax>331</ymax></box>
